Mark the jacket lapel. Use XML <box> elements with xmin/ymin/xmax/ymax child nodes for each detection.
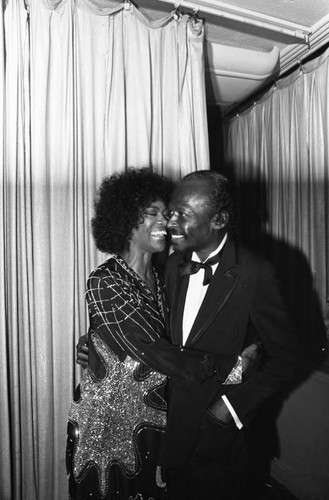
<box><xmin>185</xmin><ymin>238</ymin><xmax>240</xmax><ymax>346</ymax></box>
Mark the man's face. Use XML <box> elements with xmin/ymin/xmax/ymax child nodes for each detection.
<box><xmin>167</xmin><ymin>179</ymin><xmax>225</xmax><ymax>258</ymax></box>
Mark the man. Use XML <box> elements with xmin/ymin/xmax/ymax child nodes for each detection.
<box><xmin>162</xmin><ymin>170</ymin><xmax>299</xmax><ymax>499</ymax></box>
<box><xmin>77</xmin><ymin>170</ymin><xmax>298</xmax><ymax>499</ymax></box>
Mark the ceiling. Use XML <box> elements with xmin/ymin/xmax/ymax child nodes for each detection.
<box><xmin>134</xmin><ymin>0</ymin><xmax>329</xmax><ymax>113</ymax></box>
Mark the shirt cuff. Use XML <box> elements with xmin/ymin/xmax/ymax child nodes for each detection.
<box><xmin>222</xmin><ymin>395</ymin><xmax>243</xmax><ymax>429</ymax></box>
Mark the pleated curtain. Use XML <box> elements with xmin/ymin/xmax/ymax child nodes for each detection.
<box><xmin>0</xmin><ymin>1</ymin><xmax>210</xmax><ymax>498</ymax></box>
<box><xmin>226</xmin><ymin>47</ymin><xmax>329</xmax><ymax>323</ymax></box>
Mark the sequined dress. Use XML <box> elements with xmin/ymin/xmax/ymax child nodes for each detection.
<box><xmin>67</xmin><ymin>255</ymin><xmax>169</xmax><ymax>500</ymax></box>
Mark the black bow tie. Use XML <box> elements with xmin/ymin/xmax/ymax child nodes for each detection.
<box><xmin>179</xmin><ymin>251</ymin><xmax>222</xmax><ymax>286</ymax></box>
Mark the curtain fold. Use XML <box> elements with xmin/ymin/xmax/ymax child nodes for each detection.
<box><xmin>0</xmin><ymin>1</ymin><xmax>210</xmax><ymax>498</ymax></box>
<box><xmin>1</xmin><ymin>1</ymin><xmax>34</xmax><ymax>499</ymax></box>
<box><xmin>226</xmin><ymin>47</ymin><xmax>329</xmax><ymax>323</ymax></box>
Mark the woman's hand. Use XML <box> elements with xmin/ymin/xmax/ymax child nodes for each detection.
<box><xmin>241</xmin><ymin>341</ymin><xmax>262</xmax><ymax>378</ymax></box>
<box><xmin>76</xmin><ymin>333</ymin><xmax>89</xmax><ymax>369</ymax></box>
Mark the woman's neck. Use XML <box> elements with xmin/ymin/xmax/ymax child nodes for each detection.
<box><xmin>120</xmin><ymin>248</ymin><xmax>155</xmax><ymax>293</ymax></box>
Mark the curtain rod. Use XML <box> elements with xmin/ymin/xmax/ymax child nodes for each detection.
<box><xmin>225</xmin><ymin>41</ymin><xmax>329</xmax><ymax>119</ymax></box>
<box><xmin>157</xmin><ymin>0</ymin><xmax>311</xmax><ymax>42</ymax></box>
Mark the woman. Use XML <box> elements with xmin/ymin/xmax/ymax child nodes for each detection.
<box><xmin>66</xmin><ymin>168</ymin><xmax>237</xmax><ymax>500</ymax></box>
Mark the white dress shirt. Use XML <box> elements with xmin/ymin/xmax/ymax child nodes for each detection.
<box><xmin>181</xmin><ymin>233</ymin><xmax>243</xmax><ymax>429</ymax></box>
<box><xmin>182</xmin><ymin>233</ymin><xmax>228</xmax><ymax>344</ymax></box>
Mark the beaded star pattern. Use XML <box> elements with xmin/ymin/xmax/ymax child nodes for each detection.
<box><xmin>68</xmin><ymin>332</ymin><xmax>167</xmax><ymax>497</ymax></box>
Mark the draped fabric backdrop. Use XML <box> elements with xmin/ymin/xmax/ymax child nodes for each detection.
<box><xmin>0</xmin><ymin>0</ymin><xmax>210</xmax><ymax>498</ymax></box>
<box><xmin>226</xmin><ymin>47</ymin><xmax>329</xmax><ymax>330</ymax></box>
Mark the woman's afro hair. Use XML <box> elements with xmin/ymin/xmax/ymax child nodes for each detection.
<box><xmin>91</xmin><ymin>167</ymin><xmax>173</xmax><ymax>254</ymax></box>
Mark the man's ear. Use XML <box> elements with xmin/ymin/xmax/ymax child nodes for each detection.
<box><xmin>212</xmin><ymin>211</ymin><xmax>229</xmax><ymax>229</ymax></box>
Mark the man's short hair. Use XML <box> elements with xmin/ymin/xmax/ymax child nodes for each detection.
<box><xmin>182</xmin><ymin>170</ymin><xmax>236</xmax><ymax>234</ymax></box>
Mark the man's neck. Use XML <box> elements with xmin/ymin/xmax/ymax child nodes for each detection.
<box><xmin>194</xmin><ymin>233</ymin><xmax>228</xmax><ymax>262</ymax></box>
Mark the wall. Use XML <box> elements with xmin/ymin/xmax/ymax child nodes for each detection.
<box><xmin>271</xmin><ymin>370</ymin><xmax>329</xmax><ymax>500</ymax></box>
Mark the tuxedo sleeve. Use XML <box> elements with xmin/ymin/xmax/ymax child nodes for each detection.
<box><xmin>225</xmin><ymin>260</ymin><xmax>300</xmax><ymax>424</ymax></box>
<box><xmin>87</xmin><ymin>267</ymin><xmax>236</xmax><ymax>383</ymax></box>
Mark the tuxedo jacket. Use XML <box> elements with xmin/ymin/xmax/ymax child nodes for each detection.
<box><xmin>163</xmin><ymin>237</ymin><xmax>299</xmax><ymax>468</ymax></box>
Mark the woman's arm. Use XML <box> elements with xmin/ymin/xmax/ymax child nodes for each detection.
<box><xmin>86</xmin><ymin>267</ymin><xmax>236</xmax><ymax>383</ymax></box>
